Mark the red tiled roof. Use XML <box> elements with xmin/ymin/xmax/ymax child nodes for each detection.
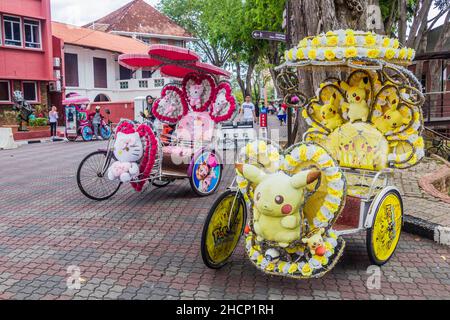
<box><xmin>52</xmin><ymin>21</ymin><xmax>149</xmax><ymax>54</ymax></box>
<box><xmin>83</xmin><ymin>0</ymin><xmax>192</xmax><ymax>39</ymax></box>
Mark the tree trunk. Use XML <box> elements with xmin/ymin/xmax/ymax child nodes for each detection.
<box><xmin>398</xmin><ymin>0</ymin><xmax>407</xmax><ymax>44</ymax></box>
<box><xmin>287</xmin><ymin>0</ymin><xmax>370</xmax><ymax>142</ymax></box>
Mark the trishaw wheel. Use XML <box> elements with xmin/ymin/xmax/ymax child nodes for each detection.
<box><xmin>201</xmin><ymin>190</ymin><xmax>247</xmax><ymax>269</ymax></box>
<box><xmin>101</xmin><ymin>125</ymin><xmax>112</xmax><ymax>140</ymax></box>
<box><xmin>152</xmin><ymin>177</ymin><xmax>173</xmax><ymax>188</ymax></box>
<box><xmin>366</xmin><ymin>189</ymin><xmax>403</xmax><ymax>266</ymax></box>
<box><xmin>81</xmin><ymin>127</ymin><xmax>93</xmax><ymax>141</ymax></box>
<box><xmin>77</xmin><ymin>151</ymin><xmax>121</xmax><ymax>201</ymax></box>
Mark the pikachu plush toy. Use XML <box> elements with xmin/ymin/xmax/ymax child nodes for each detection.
<box><xmin>320</xmin><ymin>94</ymin><xmax>343</xmax><ymax>131</ymax></box>
<box><xmin>237</xmin><ymin>164</ymin><xmax>320</xmax><ymax>248</ymax></box>
<box><xmin>341</xmin><ymin>79</ymin><xmax>370</xmax><ymax>123</ymax></box>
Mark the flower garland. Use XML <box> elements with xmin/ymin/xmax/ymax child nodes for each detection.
<box><xmin>182</xmin><ymin>73</ymin><xmax>217</xmax><ymax>112</ymax></box>
<box><xmin>131</xmin><ymin>124</ymin><xmax>158</xmax><ymax>192</ymax></box>
<box><xmin>285</xmin><ymin>30</ymin><xmax>415</xmax><ymax>64</ymax></box>
<box><xmin>152</xmin><ymin>85</ymin><xmax>189</xmax><ymax>124</ymax></box>
<box><xmin>209</xmin><ymin>82</ymin><xmax>237</xmax><ymax>123</ymax></box>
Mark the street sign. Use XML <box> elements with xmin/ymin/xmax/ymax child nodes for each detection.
<box><xmin>251</xmin><ymin>30</ymin><xmax>286</xmax><ymax>42</ymax></box>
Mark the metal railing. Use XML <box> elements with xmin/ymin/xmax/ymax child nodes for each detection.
<box><xmin>422</xmin><ymin>91</ymin><xmax>450</xmax><ymax>125</ymax></box>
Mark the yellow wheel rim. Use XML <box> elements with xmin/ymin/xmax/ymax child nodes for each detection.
<box><xmin>372</xmin><ymin>192</ymin><xmax>402</xmax><ymax>262</ymax></box>
<box><xmin>205</xmin><ymin>193</ymin><xmax>245</xmax><ymax>265</ymax></box>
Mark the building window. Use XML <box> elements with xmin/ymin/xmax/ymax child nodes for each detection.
<box><xmin>119</xmin><ymin>81</ymin><xmax>129</xmax><ymax>89</ymax></box>
<box><xmin>65</xmin><ymin>53</ymin><xmax>79</xmax><ymax>87</ymax></box>
<box><xmin>23</xmin><ymin>81</ymin><xmax>38</xmax><ymax>102</ymax></box>
<box><xmin>139</xmin><ymin>80</ymin><xmax>148</xmax><ymax>88</ymax></box>
<box><xmin>94</xmin><ymin>94</ymin><xmax>110</xmax><ymax>102</ymax></box>
<box><xmin>142</xmin><ymin>70</ymin><xmax>153</xmax><ymax>79</ymax></box>
<box><xmin>120</xmin><ymin>65</ymin><xmax>132</xmax><ymax>80</ymax></box>
<box><xmin>175</xmin><ymin>40</ymin><xmax>184</xmax><ymax>47</ymax></box>
<box><xmin>24</xmin><ymin>19</ymin><xmax>41</xmax><ymax>49</ymax></box>
<box><xmin>3</xmin><ymin>16</ymin><xmax>22</xmax><ymax>47</ymax></box>
<box><xmin>0</xmin><ymin>81</ymin><xmax>11</xmax><ymax>102</ymax></box>
<box><xmin>93</xmin><ymin>57</ymin><xmax>108</xmax><ymax>88</ymax></box>
<box><xmin>159</xmin><ymin>39</ymin><xmax>168</xmax><ymax>45</ymax></box>
<box><xmin>154</xmin><ymin>79</ymin><xmax>165</xmax><ymax>87</ymax></box>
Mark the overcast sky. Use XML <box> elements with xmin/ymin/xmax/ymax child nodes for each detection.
<box><xmin>51</xmin><ymin>0</ymin><xmax>160</xmax><ymax>26</ymax></box>
<box><xmin>52</xmin><ymin>0</ymin><xmax>445</xmax><ymax>29</ymax></box>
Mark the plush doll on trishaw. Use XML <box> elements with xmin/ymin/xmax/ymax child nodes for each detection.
<box><xmin>201</xmin><ymin>30</ymin><xmax>425</xmax><ymax>278</ymax></box>
<box><xmin>76</xmin><ymin>45</ymin><xmax>236</xmax><ymax>200</ymax></box>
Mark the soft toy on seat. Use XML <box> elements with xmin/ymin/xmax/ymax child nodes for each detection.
<box><xmin>237</xmin><ymin>164</ymin><xmax>321</xmax><ymax>248</ymax></box>
<box><xmin>108</xmin><ymin>131</ymin><xmax>143</xmax><ymax>182</ymax></box>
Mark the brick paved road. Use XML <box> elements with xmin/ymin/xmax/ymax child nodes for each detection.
<box><xmin>0</xmin><ymin>139</ymin><xmax>449</xmax><ymax>300</ymax></box>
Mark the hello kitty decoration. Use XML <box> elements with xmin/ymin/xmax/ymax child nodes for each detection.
<box><xmin>110</xmin><ymin>121</ymin><xmax>158</xmax><ymax>192</ymax></box>
<box><xmin>108</xmin><ymin>131</ymin><xmax>143</xmax><ymax>183</ymax></box>
<box><xmin>152</xmin><ymin>85</ymin><xmax>188</xmax><ymax>124</ymax></box>
<box><xmin>210</xmin><ymin>82</ymin><xmax>236</xmax><ymax>123</ymax></box>
<box><xmin>182</xmin><ymin>73</ymin><xmax>216</xmax><ymax>112</ymax></box>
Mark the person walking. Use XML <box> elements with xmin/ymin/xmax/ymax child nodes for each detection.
<box><xmin>239</xmin><ymin>95</ymin><xmax>257</xmax><ymax>125</ymax></box>
<box><xmin>48</xmin><ymin>106</ymin><xmax>58</xmax><ymax>140</ymax></box>
<box><xmin>277</xmin><ymin>103</ymin><xmax>287</xmax><ymax>126</ymax></box>
<box><xmin>89</xmin><ymin>106</ymin><xmax>104</xmax><ymax>140</ymax></box>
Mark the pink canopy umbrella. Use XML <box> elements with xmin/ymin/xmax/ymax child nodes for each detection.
<box><xmin>118</xmin><ymin>53</ymin><xmax>162</xmax><ymax>70</ymax></box>
<box><xmin>62</xmin><ymin>93</ymin><xmax>90</xmax><ymax>105</ymax></box>
<box><xmin>118</xmin><ymin>44</ymin><xmax>230</xmax><ymax>79</ymax></box>
<box><xmin>148</xmin><ymin>44</ymin><xmax>200</xmax><ymax>63</ymax></box>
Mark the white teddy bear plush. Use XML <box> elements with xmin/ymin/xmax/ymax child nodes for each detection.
<box><xmin>108</xmin><ymin>132</ymin><xmax>143</xmax><ymax>183</ymax></box>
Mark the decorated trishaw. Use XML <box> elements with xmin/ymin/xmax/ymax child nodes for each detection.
<box><xmin>76</xmin><ymin>45</ymin><xmax>236</xmax><ymax>200</ymax></box>
<box><xmin>64</xmin><ymin>93</ymin><xmax>112</xmax><ymax>141</ymax></box>
<box><xmin>201</xmin><ymin>30</ymin><xmax>425</xmax><ymax>278</ymax></box>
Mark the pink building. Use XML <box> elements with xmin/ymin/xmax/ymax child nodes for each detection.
<box><xmin>0</xmin><ymin>0</ymin><xmax>54</xmax><ymax>116</ymax></box>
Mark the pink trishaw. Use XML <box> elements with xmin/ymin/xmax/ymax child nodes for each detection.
<box><xmin>64</xmin><ymin>93</ymin><xmax>112</xmax><ymax>142</ymax></box>
<box><xmin>76</xmin><ymin>45</ymin><xmax>236</xmax><ymax>200</ymax></box>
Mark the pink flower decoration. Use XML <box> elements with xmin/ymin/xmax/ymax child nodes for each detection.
<box><xmin>182</xmin><ymin>73</ymin><xmax>216</xmax><ymax>112</ymax></box>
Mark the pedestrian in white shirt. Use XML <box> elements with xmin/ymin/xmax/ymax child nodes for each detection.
<box><xmin>240</xmin><ymin>95</ymin><xmax>256</xmax><ymax>124</ymax></box>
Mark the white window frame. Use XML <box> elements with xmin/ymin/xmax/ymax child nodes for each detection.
<box><xmin>0</xmin><ymin>80</ymin><xmax>11</xmax><ymax>102</ymax></box>
<box><xmin>24</xmin><ymin>18</ymin><xmax>41</xmax><ymax>49</ymax></box>
<box><xmin>3</xmin><ymin>15</ymin><xmax>23</xmax><ymax>47</ymax></box>
<box><xmin>22</xmin><ymin>81</ymin><xmax>38</xmax><ymax>103</ymax></box>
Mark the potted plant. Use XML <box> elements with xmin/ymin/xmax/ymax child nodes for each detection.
<box><xmin>28</xmin><ymin>117</ymin><xmax>49</xmax><ymax>131</ymax></box>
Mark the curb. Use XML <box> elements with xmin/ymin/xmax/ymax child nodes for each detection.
<box><xmin>404</xmin><ymin>215</ymin><xmax>450</xmax><ymax>246</ymax></box>
<box><xmin>16</xmin><ymin>138</ymin><xmax>65</xmax><ymax>146</ymax></box>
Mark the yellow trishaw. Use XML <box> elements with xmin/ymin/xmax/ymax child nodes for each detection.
<box><xmin>201</xmin><ymin>30</ymin><xmax>425</xmax><ymax>278</ymax></box>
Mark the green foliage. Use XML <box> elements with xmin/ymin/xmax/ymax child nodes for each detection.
<box><xmin>29</xmin><ymin>118</ymin><xmax>48</xmax><ymax>127</ymax></box>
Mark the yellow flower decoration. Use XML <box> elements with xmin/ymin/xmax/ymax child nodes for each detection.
<box><xmin>344</xmin><ymin>47</ymin><xmax>358</xmax><ymax>58</ymax></box>
<box><xmin>326</xmin><ymin>31</ymin><xmax>336</xmax><ymax>36</ymax></box>
<box><xmin>308</xmin><ymin>49</ymin><xmax>317</xmax><ymax>60</ymax></box>
<box><xmin>382</xmin><ymin>37</ymin><xmax>391</xmax><ymax>47</ymax></box>
<box><xmin>365</xmin><ymin>34</ymin><xmax>376</xmax><ymax>46</ymax></box>
<box><xmin>296</xmin><ymin>48</ymin><xmax>305</xmax><ymax>60</ymax></box>
<box><xmin>392</xmin><ymin>39</ymin><xmax>400</xmax><ymax>49</ymax></box>
<box><xmin>327</xmin><ymin>36</ymin><xmax>338</xmax><ymax>46</ymax></box>
<box><xmin>299</xmin><ymin>38</ymin><xmax>308</xmax><ymax>48</ymax></box>
<box><xmin>311</xmin><ymin>37</ymin><xmax>321</xmax><ymax>47</ymax></box>
<box><xmin>407</xmin><ymin>48</ymin><xmax>414</xmax><ymax>60</ymax></box>
<box><xmin>399</xmin><ymin>48</ymin><xmax>407</xmax><ymax>59</ymax></box>
<box><xmin>288</xmin><ymin>263</ymin><xmax>298</xmax><ymax>274</ymax></box>
<box><xmin>367</xmin><ymin>48</ymin><xmax>380</xmax><ymax>58</ymax></box>
<box><xmin>324</xmin><ymin>49</ymin><xmax>336</xmax><ymax>60</ymax></box>
<box><xmin>385</xmin><ymin>48</ymin><xmax>396</xmax><ymax>60</ymax></box>
<box><xmin>301</xmin><ymin>263</ymin><xmax>312</xmax><ymax>277</ymax></box>
<box><xmin>287</xmin><ymin>49</ymin><xmax>294</xmax><ymax>61</ymax></box>
<box><xmin>345</xmin><ymin>35</ymin><xmax>356</xmax><ymax>46</ymax></box>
